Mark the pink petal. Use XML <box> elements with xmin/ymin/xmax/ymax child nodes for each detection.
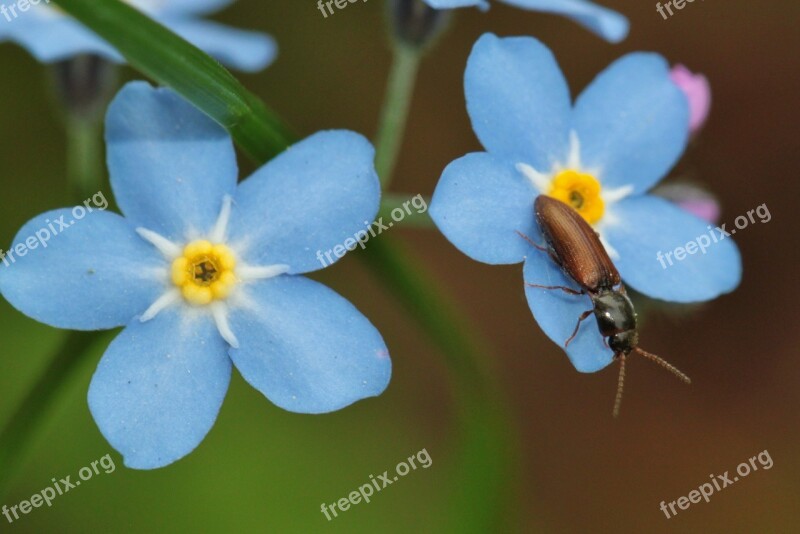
<box><xmin>670</xmin><ymin>64</ymin><xmax>711</xmax><ymax>133</ymax></box>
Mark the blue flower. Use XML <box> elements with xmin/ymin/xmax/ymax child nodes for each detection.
<box><xmin>421</xmin><ymin>0</ymin><xmax>629</xmax><ymax>43</ymax></box>
<box><xmin>0</xmin><ymin>82</ymin><xmax>392</xmax><ymax>469</ymax></box>
<box><xmin>0</xmin><ymin>0</ymin><xmax>275</xmax><ymax>71</ymax></box>
<box><xmin>430</xmin><ymin>34</ymin><xmax>741</xmax><ymax>373</ymax></box>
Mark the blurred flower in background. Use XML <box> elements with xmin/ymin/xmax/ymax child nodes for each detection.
<box><xmin>419</xmin><ymin>0</ymin><xmax>629</xmax><ymax>42</ymax></box>
<box><xmin>653</xmin><ymin>182</ymin><xmax>722</xmax><ymax>225</ymax></box>
<box><xmin>0</xmin><ymin>0</ymin><xmax>275</xmax><ymax>71</ymax></box>
<box><xmin>0</xmin><ymin>82</ymin><xmax>392</xmax><ymax>469</ymax></box>
<box><xmin>430</xmin><ymin>34</ymin><xmax>741</xmax><ymax>371</ymax></box>
<box><xmin>670</xmin><ymin>64</ymin><xmax>712</xmax><ymax>134</ymax></box>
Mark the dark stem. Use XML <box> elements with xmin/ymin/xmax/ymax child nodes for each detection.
<box><xmin>0</xmin><ymin>331</ymin><xmax>103</xmax><ymax>498</ymax></box>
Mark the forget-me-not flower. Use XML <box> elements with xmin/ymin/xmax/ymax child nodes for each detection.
<box><xmin>421</xmin><ymin>0</ymin><xmax>629</xmax><ymax>43</ymax></box>
<box><xmin>430</xmin><ymin>34</ymin><xmax>741</xmax><ymax>372</ymax></box>
<box><xmin>0</xmin><ymin>0</ymin><xmax>275</xmax><ymax>72</ymax></box>
<box><xmin>0</xmin><ymin>82</ymin><xmax>391</xmax><ymax>469</ymax></box>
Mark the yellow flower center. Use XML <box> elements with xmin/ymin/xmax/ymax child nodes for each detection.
<box><xmin>171</xmin><ymin>240</ymin><xmax>237</xmax><ymax>306</ymax></box>
<box><xmin>548</xmin><ymin>170</ymin><xmax>605</xmax><ymax>224</ymax></box>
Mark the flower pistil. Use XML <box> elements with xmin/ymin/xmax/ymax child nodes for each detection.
<box><xmin>547</xmin><ymin>169</ymin><xmax>605</xmax><ymax>224</ymax></box>
<box><xmin>171</xmin><ymin>241</ymin><xmax>237</xmax><ymax>305</ymax></box>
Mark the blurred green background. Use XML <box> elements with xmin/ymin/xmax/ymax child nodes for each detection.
<box><xmin>1</xmin><ymin>0</ymin><xmax>799</xmax><ymax>532</ymax></box>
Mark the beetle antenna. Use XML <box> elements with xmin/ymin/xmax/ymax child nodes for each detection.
<box><xmin>612</xmin><ymin>354</ymin><xmax>626</xmax><ymax>418</ymax></box>
<box><xmin>634</xmin><ymin>348</ymin><xmax>691</xmax><ymax>384</ymax></box>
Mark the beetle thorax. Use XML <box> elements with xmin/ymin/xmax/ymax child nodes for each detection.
<box><xmin>592</xmin><ymin>289</ymin><xmax>637</xmax><ymax>339</ymax></box>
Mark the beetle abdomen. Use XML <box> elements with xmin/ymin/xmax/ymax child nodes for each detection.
<box><xmin>534</xmin><ymin>195</ymin><xmax>620</xmax><ymax>290</ymax></box>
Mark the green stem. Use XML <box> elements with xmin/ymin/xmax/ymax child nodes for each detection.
<box><xmin>0</xmin><ymin>115</ymin><xmax>107</xmax><ymax>497</ymax></box>
<box><xmin>66</xmin><ymin>116</ymin><xmax>103</xmax><ymax>199</ymax></box>
<box><xmin>375</xmin><ymin>44</ymin><xmax>422</xmax><ymax>187</ymax></box>
<box><xmin>362</xmin><ymin>238</ymin><xmax>517</xmax><ymax>532</ymax></box>
<box><xmin>379</xmin><ymin>193</ymin><xmax>434</xmax><ymax>228</ymax></box>
<box><xmin>373</xmin><ymin>48</ymin><xmax>516</xmax><ymax>527</ymax></box>
<box><xmin>0</xmin><ymin>331</ymin><xmax>102</xmax><ymax>498</ymax></box>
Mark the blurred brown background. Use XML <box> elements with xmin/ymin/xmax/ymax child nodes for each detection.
<box><xmin>0</xmin><ymin>0</ymin><xmax>798</xmax><ymax>532</ymax></box>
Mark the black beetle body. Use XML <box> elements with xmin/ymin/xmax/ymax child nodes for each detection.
<box><xmin>592</xmin><ymin>290</ymin><xmax>638</xmax><ymax>355</ymax></box>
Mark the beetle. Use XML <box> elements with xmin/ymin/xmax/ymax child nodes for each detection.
<box><xmin>521</xmin><ymin>195</ymin><xmax>690</xmax><ymax>417</ymax></box>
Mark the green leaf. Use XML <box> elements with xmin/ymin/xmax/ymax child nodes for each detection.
<box><xmin>53</xmin><ymin>0</ymin><xmax>293</xmax><ymax>162</ymax></box>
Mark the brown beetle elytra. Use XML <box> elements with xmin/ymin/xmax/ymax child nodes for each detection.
<box><xmin>523</xmin><ymin>195</ymin><xmax>690</xmax><ymax>417</ymax></box>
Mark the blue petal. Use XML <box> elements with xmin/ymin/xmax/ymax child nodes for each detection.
<box><xmin>227</xmin><ymin>275</ymin><xmax>391</xmax><ymax>414</ymax></box>
<box><xmin>227</xmin><ymin>131</ymin><xmax>380</xmax><ymax>274</ymax></box>
<box><xmin>465</xmin><ymin>33</ymin><xmax>571</xmax><ymax>171</ymax></box>
<box><xmin>430</xmin><ymin>152</ymin><xmax>537</xmax><ymax>265</ymax></box>
<box><xmin>1</xmin><ymin>17</ymin><xmax>121</xmax><ymax>63</ymax></box>
<box><xmin>0</xmin><ymin>6</ymin><xmax>273</xmax><ymax>70</ymax></box>
<box><xmin>522</xmin><ymin>235</ymin><xmax>614</xmax><ymax>372</ymax></box>
<box><xmin>603</xmin><ymin>195</ymin><xmax>742</xmax><ymax>302</ymax></box>
<box><xmin>497</xmin><ymin>0</ymin><xmax>629</xmax><ymax>42</ymax></box>
<box><xmin>573</xmin><ymin>53</ymin><xmax>690</xmax><ymax>194</ymax></box>
<box><xmin>106</xmin><ymin>82</ymin><xmax>238</xmax><ymax>242</ymax></box>
<box><xmin>88</xmin><ymin>309</ymin><xmax>230</xmax><ymax>469</ymax></box>
<box><xmin>0</xmin><ymin>209</ymin><xmax>165</xmax><ymax>330</ymax></box>
<box><xmin>164</xmin><ymin>18</ymin><xmax>277</xmax><ymax>72</ymax></box>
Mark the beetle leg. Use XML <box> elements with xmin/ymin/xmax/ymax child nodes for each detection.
<box><xmin>515</xmin><ymin>230</ymin><xmax>548</xmax><ymax>252</ymax></box>
<box><xmin>515</xmin><ymin>231</ymin><xmax>565</xmax><ymax>268</ymax></box>
<box><xmin>525</xmin><ymin>283</ymin><xmax>585</xmax><ymax>296</ymax></box>
<box><xmin>565</xmin><ymin>310</ymin><xmax>593</xmax><ymax>347</ymax></box>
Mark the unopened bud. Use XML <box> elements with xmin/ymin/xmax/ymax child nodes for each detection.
<box><xmin>670</xmin><ymin>64</ymin><xmax>711</xmax><ymax>134</ymax></box>
<box><xmin>388</xmin><ymin>0</ymin><xmax>452</xmax><ymax>50</ymax></box>
<box><xmin>51</xmin><ymin>54</ymin><xmax>119</xmax><ymax>120</ymax></box>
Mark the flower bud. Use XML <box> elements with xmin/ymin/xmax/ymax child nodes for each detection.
<box><xmin>387</xmin><ymin>0</ymin><xmax>452</xmax><ymax>50</ymax></box>
<box><xmin>51</xmin><ymin>54</ymin><xmax>119</xmax><ymax>121</ymax></box>
<box><xmin>670</xmin><ymin>64</ymin><xmax>711</xmax><ymax>134</ymax></box>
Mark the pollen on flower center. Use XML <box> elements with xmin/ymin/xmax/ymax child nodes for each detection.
<box><xmin>171</xmin><ymin>240</ymin><xmax>237</xmax><ymax>306</ymax></box>
<box><xmin>548</xmin><ymin>170</ymin><xmax>605</xmax><ymax>224</ymax></box>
